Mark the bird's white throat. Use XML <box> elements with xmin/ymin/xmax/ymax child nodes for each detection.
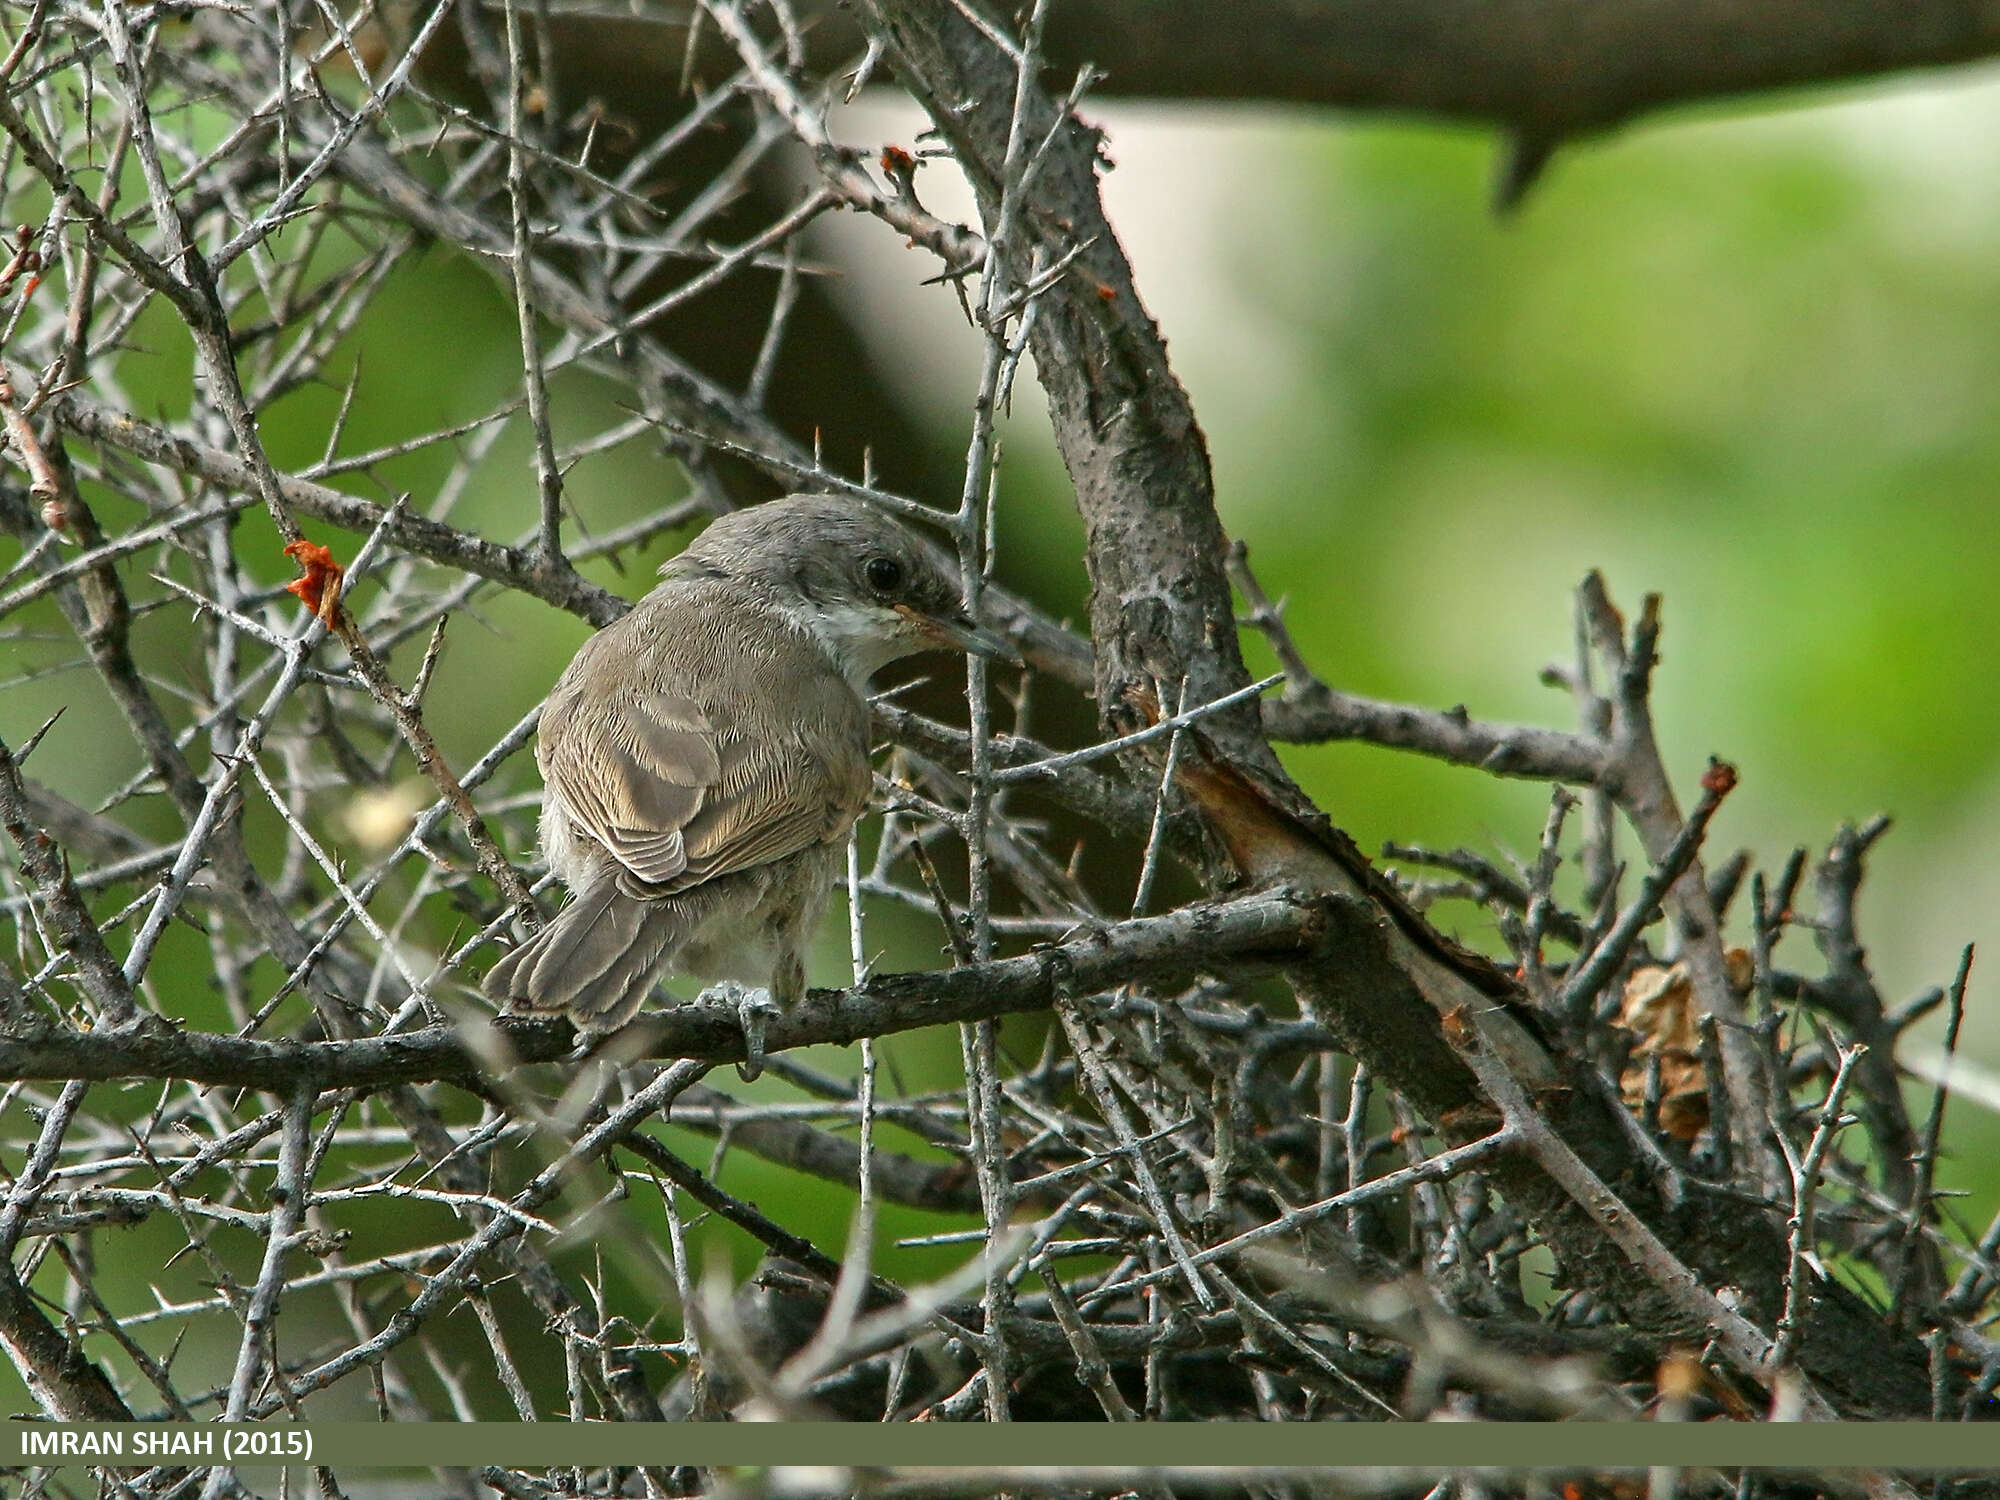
<box><xmin>787</xmin><ymin>598</ymin><xmax>917</xmax><ymax>690</ymax></box>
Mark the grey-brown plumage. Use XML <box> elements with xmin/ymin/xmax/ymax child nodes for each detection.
<box><xmin>484</xmin><ymin>494</ymin><xmax>1011</xmax><ymax>1071</ymax></box>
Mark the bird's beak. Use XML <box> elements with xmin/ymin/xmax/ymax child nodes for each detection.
<box><xmin>903</xmin><ymin>606</ymin><xmax>1022</xmax><ymax>665</ymax></box>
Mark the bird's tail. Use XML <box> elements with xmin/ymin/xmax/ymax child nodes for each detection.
<box><xmin>482</xmin><ymin>881</ymin><xmax>690</xmax><ymax>1030</ymax></box>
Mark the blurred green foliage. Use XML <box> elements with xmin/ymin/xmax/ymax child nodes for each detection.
<box><xmin>1198</xmin><ymin>108</ymin><xmax>2000</xmax><ymax>1034</ymax></box>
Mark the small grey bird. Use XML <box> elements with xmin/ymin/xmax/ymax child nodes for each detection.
<box><xmin>483</xmin><ymin>493</ymin><xmax>1011</xmax><ymax>1075</ymax></box>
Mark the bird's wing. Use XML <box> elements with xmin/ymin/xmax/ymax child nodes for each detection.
<box><xmin>675</xmin><ymin>720</ymin><xmax>869</xmax><ymax>885</ymax></box>
<box><xmin>544</xmin><ymin>691</ymin><xmax>722</xmax><ymax>886</ymax></box>
<box><xmin>543</xmin><ymin>639</ymin><xmax>871</xmax><ymax>895</ymax></box>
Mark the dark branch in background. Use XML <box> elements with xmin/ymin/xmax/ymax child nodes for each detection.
<box><xmin>504</xmin><ymin>0</ymin><xmax>2000</xmax><ymax>130</ymax></box>
<box><xmin>498</xmin><ymin>1</ymin><xmax>2000</xmax><ymax>210</ymax></box>
<box><xmin>1039</xmin><ymin>1</ymin><xmax>2000</xmax><ymax>137</ymax></box>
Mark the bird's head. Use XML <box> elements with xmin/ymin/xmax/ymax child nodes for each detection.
<box><xmin>667</xmin><ymin>493</ymin><xmax>1018</xmax><ymax>686</ymax></box>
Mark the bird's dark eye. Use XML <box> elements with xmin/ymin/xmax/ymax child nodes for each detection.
<box><xmin>865</xmin><ymin>555</ymin><xmax>903</xmax><ymax>594</ymax></box>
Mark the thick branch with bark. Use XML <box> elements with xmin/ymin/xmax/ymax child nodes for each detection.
<box><xmin>0</xmin><ymin>891</ymin><xmax>1321</xmax><ymax>1088</ymax></box>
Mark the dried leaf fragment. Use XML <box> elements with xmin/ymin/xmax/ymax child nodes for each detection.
<box><xmin>283</xmin><ymin>536</ymin><xmax>346</xmax><ymax>626</ymax></box>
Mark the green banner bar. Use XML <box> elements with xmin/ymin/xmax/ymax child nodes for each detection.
<box><xmin>3</xmin><ymin>1424</ymin><xmax>2000</xmax><ymax>1472</ymax></box>
<box><xmin>4</xmin><ymin>1422</ymin><xmax>1999</xmax><ymax>1471</ymax></box>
